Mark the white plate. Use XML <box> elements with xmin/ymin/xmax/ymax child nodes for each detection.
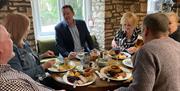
<box><xmin>122</xmin><ymin>58</ymin><xmax>133</xmax><ymax>68</ymax></box>
<box><xmin>48</xmin><ymin>61</ymin><xmax>75</xmax><ymax>73</ymax></box>
<box><xmin>63</xmin><ymin>71</ymin><xmax>97</xmax><ymax>86</ymax></box>
<box><xmin>121</xmin><ymin>52</ymin><xmax>131</xmax><ymax>58</ymax></box>
<box><xmin>109</xmin><ymin>52</ymin><xmax>131</xmax><ymax>60</ymax></box>
<box><xmin>40</xmin><ymin>58</ymin><xmax>59</xmax><ymax>63</ymax></box>
<box><xmin>100</xmin><ymin>66</ymin><xmax>132</xmax><ymax>81</ymax></box>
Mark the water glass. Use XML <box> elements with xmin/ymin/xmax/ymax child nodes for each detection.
<box><xmin>82</xmin><ymin>53</ymin><xmax>90</xmax><ymax>69</ymax></box>
<box><xmin>58</xmin><ymin>53</ymin><xmax>64</xmax><ymax>63</ymax></box>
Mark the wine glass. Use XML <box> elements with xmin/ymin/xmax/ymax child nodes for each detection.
<box><xmin>76</xmin><ymin>48</ymin><xmax>85</xmax><ymax>60</ymax></box>
<box><xmin>89</xmin><ymin>49</ymin><xmax>100</xmax><ymax>70</ymax></box>
<box><xmin>118</xmin><ymin>39</ymin><xmax>125</xmax><ymax>52</ymax></box>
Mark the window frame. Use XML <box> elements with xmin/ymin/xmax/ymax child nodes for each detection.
<box><xmin>31</xmin><ymin>0</ymin><xmax>91</xmax><ymax>39</ymax></box>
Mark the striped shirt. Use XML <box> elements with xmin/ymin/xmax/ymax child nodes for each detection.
<box><xmin>114</xmin><ymin>28</ymin><xmax>141</xmax><ymax>50</ymax></box>
<box><xmin>0</xmin><ymin>64</ymin><xmax>54</xmax><ymax>91</ymax></box>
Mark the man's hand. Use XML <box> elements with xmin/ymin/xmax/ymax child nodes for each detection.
<box><xmin>41</xmin><ymin>60</ymin><xmax>55</xmax><ymax>70</ymax></box>
<box><xmin>111</xmin><ymin>39</ymin><xmax>118</xmax><ymax>48</ymax></box>
<box><xmin>40</xmin><ymin>50</ymin><xmax>55</xmax><ymax>59</ymax></box>
<box><xmin>68</xmin><ymin>52</ymin><xmax>77</xmax><ymax>59</ymax></box>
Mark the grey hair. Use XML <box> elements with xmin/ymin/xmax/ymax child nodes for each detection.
<box><xmin>143</xmin><ymin>13</ymin><xmax>169</xmax><ymax>34</ymax></box>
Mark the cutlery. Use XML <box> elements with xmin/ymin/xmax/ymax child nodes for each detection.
<box><xmin>95</xmin><ymin>71</ymin><xmax>105</xmax><ymax>80</ymax></box>
<box><xmin>107</xmin><ymin>78</ymin><xmax>110</xmax><ymax>82</ymax></box>
<box><xmin>73</xmin><ymin>81</ymin><xmax>77</xmax><ymax>88</ymax></box>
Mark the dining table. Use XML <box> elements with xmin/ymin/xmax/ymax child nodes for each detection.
<box><xmin>41</xmin><ymin>51</ymin><xmax>133</xmax><ymax>91</ymax></box>
<box><xmin>50</xmin><ymin>73</ymin><xmax>131</xmax><ymax>91</ymax></box>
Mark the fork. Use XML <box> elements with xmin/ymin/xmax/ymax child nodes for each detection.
<box><xmin>73</xmin><ymin>81</ymin><xmax>77</xmax><ymax>88</ymax></box>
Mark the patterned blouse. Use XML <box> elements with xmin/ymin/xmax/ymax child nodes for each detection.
<box><xmin>114</xmin><ymin>28</ymin><xmax>141</xmax><ymax>50</ymax></box>
<box><xmin>0</xmin><ymin>64</ymin><xmax>54</xmax><ymax>91</ymax></box>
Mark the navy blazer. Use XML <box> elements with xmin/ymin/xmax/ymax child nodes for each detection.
<box><xmin>55</xmin><ymin>20</ymin><xmax>94</xmax><ymax>57</ymax></box>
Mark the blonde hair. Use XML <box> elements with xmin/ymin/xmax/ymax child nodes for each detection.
<box><xmin>165</xmin><ymin>12</ymin><xmax>179</xmax><ymax>23</ymax></box>
<box><xmin>120</xmin><ymin>12</ymin><xmax>138</xmax><ymax>27</ymax></box>
<box><xmin>4</xmin><ymin>13</ymin><xmax>30</xmax><ymax>47</ymax></box>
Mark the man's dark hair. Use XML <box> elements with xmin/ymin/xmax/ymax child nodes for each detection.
<box><xmin>0</xmin><ymin>0</ymin><xmax>8</xmax><ymax>9</ymax></box>
<box><xmin>62</xmin><ymin>5</ymin><xmax>74</xmax><ymax>14</ymax></box>
<box><xmin>143</xmin><ymin>13</ymin><xmax>169</xmax><ymax>34</ymax></box>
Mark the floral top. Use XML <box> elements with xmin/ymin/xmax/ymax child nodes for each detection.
<box><xmin>114</xmin><ymin>28</ymin><xmax>141</xmax><ymax>50</ymax></box>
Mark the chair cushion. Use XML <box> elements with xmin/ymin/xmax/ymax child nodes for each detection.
<box><xmin>37</xmin><ymin>38</ymin><xmax>58</xmax><ymax>55</ymax></box>
<box><xmin>37</xmin><ymin>35</ymin><xmax>99</xmax><ymax>55</ymax></box>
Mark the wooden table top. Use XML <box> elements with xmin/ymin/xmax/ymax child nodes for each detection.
<box><xmin>43</xmin><ymin>52</ymin><xmax>133</xmax><ymax>91</ymax></box>
<box><xmin>50</xmin><ymin>69</ymin><xmax>132</xmax><ymax>91</ymax></box>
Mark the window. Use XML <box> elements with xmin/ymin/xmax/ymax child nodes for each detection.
<box><xmin>147</xmin><ymin>0</ymin><xmax>163</xmax><ymax>14</ymax></box>
<box><xmin>147</xmin><ymin>0</ymin><xmax>174</xmax><ymax>14</ymax></box>
<box><xmin>31</xmin><ymin>0</ymin><xmax>91</xmax><ymax>39</ymax></box>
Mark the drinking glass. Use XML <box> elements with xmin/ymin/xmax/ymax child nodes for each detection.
<box><xmin>112</xmin><ymin>48</ymin><xmax>120</xmax><ymax>55</ymax></box>
<box><xmin>135</xmin><ymin>39</ymin><xmax>144</xmax><ymax>47</ymax></box>
<box><xmin>118</xmin><ymin>39</ymin><xmax>125</xmax><ymax>52</ymax></box>
<box><xmin>57</xmin><ymin>53</ymin><xmax>64</xmax><ymax>63</ymax></box>
<box><xmin>76</xmin><ymin>48</ymin><xmax>85</xmax><ymax>60</ymax></box>
<box><xmin>83</xmin><ymin>53</ymin><xmax>91</xmax><ymax>69</ymax></box>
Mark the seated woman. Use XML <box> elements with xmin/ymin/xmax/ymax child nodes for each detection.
<box><xmin>111</xmin><ymin>12</ymin><xmax>141</xmax><ymax>54</ymax></box>
<box><xmin>4</xmin><ymin>13</ymin><xmax>55</xmax><ymax>81</ymax></box>
<box><xmin>166</xmin><ymin>12</ymin><xmax>180</xmax><ymax>42</ymax></box>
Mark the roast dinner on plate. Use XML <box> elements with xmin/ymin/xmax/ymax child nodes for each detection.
<box><xmin>100</xmin><ymin>65</ymin><xmax>132</xmax><ymax>81</ymax></box>
<box><xmin>48</xmin><ymin>61</ymin><xmax>75</xmax><ymax>73</ymax></box>
<box><xmin>63</xmin><ymin>68</ymin><xmax>96</xmax><ymax>86</ymax></box>
<box><xmin>108</xmin><ymin>49</ymin><xmax>131</xmax><ymax>60</ymax></box>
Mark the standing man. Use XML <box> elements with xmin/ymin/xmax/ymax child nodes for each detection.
<box><xmin>115</xmin><ymin>13</ymin><xmax>180</xmax><ymax>91</ymax></box>
<box><xmin>55</xmin><ymin>5</ymin><xmax>94</xmax><ymax>58</ymax></box>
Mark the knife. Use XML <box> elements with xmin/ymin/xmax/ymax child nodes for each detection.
<box><xmin>95</xmin><ymin>71</ymin><xmax>105</xmax><ymax>80</ymax></box>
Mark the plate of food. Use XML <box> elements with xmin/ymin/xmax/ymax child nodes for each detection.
<box><xmin>40</xmin><ymin>58</ymin><xmax>59</xmax><ymax>63</ymax></box>
<box><xmin>109</xmin><ymin>51</ymin><xmax>131</xmax><ymax>60</ymax></box>
<box><xmin>63</xmin><ymin>68</ymin><xmax>96</xmax><ymax>87</ymax></box>
<box><xmin>100</xmin><ymin>65</ymin><xmax>132</xmax><ymax>81</ymax></box>
<box><xmin>48</xmin><ymin>61</ymin><xmax>75</xmax><ymax>73</ymax></box>
<box><xmin>122</xmin><ymin>58</ymin><xmax>133</xmax><ymax>68</ymax></box>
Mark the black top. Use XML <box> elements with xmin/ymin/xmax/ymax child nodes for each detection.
<box><xmin>169</xmin><ymin>26</ymin><xmax>180</xmax><ymax>42</ymax></box>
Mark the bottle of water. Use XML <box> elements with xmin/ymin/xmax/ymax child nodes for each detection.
<box><xmin>58</xmin><ymin>53</ymin><xmax>64</xmax><ymax>63</ymax></box>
